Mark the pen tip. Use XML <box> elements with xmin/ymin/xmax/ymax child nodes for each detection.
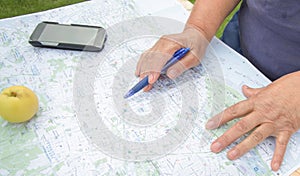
<box><xmin>124</xmin><ymin>89</ymin><xmax>135</xmax><ymax>99</ymax></box>
<box><xmin>123</xmin><ymin>92</ymin><xmax>131</xmax><ymax>99</ymax></box>
<box><xmin>124</xmin><ymin>95</ymin><xmax>129</xmax><ymax>99</ymax></box>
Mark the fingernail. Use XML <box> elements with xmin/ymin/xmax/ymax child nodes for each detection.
<box><xmin>143</xmin><ymin>85</ymin><xmax>150</xmax><ymax>92</ymax></box>
<box><xmin>211</xmin><ymin>142</ymin><xmax>222</xmax><ymax>152</ymax></box>
<box><xmin>168</xmin><ymin>69</ymin><xmax>179</xmax><ymax>79</ymax></box>
<box><xmin>273</xmin><ymin>162</ymin><xmax>280</xmax><ymax>171</ymax></box>
<box><xmin>149</xmin><ymin>74</ymin><xmax>154</xmax><ymax>83</ymax></box>
<box><xmin>228</xmin><ymin>149</ymin><xmax>239</xmax><ymax>160</ymax></box>
<box><xmin>205</xmin><ymin>120</ymin><xmax>216</xmax><ymax>130</ymax></box>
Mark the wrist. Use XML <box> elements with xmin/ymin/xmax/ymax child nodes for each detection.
<box><xmin>179</xmin><ymin>25</ymin><xmax>210</xmax><ymax>61</ymax></box>
<box><xmin>184</xmin><ymin>23</ymin><xmax>213</xmax><ymax>41</ymax></box>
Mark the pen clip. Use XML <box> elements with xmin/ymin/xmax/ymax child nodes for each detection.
<box><xmin>173</xmin><ymin>48</ymin><xmax>185</xmax><ymax>57</ymax></box>
<box><xmin>161</xmin><ymin>48</ymin><xmax>189</xmax><ymax>74</ymax></box>
<box><xmin>164</xmin><ymin>48</ymin><xmax>186</xmax><ymax>66</ymax></box>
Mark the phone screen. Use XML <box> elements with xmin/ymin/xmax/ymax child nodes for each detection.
<box><xmin>29</xmin><ymin>22</ymin><xmax>107</xmax><ymax>51</ymax></box>
<box><xmin>38</xmin><ymin>24</ymin><xmax>103</xmax><ymax>45</ymax></box>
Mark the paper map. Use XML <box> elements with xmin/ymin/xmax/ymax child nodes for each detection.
<box><xmin>0</xmin><ymin>0</ymin><xmax>300</xmax><ymax>175</ymax></box>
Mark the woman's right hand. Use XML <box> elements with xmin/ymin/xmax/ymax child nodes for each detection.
<box><xmin>135</xmin><ymin>27</ymin><xmax>210</xmax><ymax>91</ymax></box>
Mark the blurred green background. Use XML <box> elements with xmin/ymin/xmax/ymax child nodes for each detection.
<box><xmin>0</xmin><ymin>0</ymin><xmax>85</xmax><ymax>19</ymax></box>
<box><xmin>0</xmin><ymin>0</ymin><xmax>239</xmax><ymax>38</ymax></box>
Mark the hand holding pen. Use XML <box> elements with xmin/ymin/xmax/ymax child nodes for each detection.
<box><xmin>124</xmin><ymin>48</ymin><xmax>190</xmax><ymax>98</ymax></box>
<box><xmin>134</xmin><ymin>27</ymin><xmax>208</xmax><ymax>93</ymax></box>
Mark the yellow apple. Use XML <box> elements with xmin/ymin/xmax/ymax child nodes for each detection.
<box><xmin>0</xmin><ymin>85</ymin><xmax>39</xmax><ymax>123</ymax></box>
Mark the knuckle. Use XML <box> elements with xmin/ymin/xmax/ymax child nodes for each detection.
<box><xmin>250</xmin><ymin>131</ymin><xmax>264</xmax><ymax>143</ymax></box>
<box><xmin>138</xmin><ymin>56</ymin><xmax>149</xmax><ymax>68</ymax></box>
<box><xmin>281</xmin><ymin>121</ymin><xmax>297</xmax><ymax>132</ymax></box>
<box><xmin>255</xmin><ymin>111</ymin><xmax>268</xmax><ymax>121</ymax></box>
<box><xmin>280</xmin><ymin>111</ymin><xmax>299</xmax><ymax>131</ymax></box>
<box><xmin>226</xmin><ymin>104</ymin><xmax>240</xmax><ymax>117</ymax></box>
<box><xmin>235</xmin><ymin>120</ymin><xmax>249</xmax><ymax>132</ymax></box>
<box><xmin>175</xmin><ymin>62</ymin><xmax>185</xmax><ymax>71</ymax></box>
<box><xmin>277</xmin><ymin>132</ymin><xmax>292</xmax><ymax>146</ymax></box>
<box><xmin>278</xmin><ymin>139</ymin><xmax>289</xmax><ymax>146</ymax></box>
<box><xmin>262</xmin><ymin>101</ymin><xmax>274</xmax><ymax>112</ymax></box>
<box><xmin>167</xmin><ymin>68</ymin><xmax>182</xmax><ymax>79</ymax></box>
<box><xmin>220</xmin><ymin>134</ymin><xmax>231</xmax><ymax>145</ymax></box>
<box><xmin>273</xmin><ymin>153</ymin><xmax>284</xmax><ymax>162</ymax></box>
<box><xmin>191</xmin><ymin>56</ymin><xmax>200</xmax><ymax>65</ymax></box>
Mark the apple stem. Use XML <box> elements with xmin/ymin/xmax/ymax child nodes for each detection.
<box><xmin>10</xmin><ymin>92</ymin><xmax>17</xmax><ymax>97</ymax></box>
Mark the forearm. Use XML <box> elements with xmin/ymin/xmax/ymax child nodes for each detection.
<box><xmin>186</xmin><ymin>0</ymin><xmax>241</xmax><ymax>41</ymax></box>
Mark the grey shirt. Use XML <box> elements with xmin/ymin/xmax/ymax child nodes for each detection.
<box><xmin>239</xmin><ymin>0</ymin><xmax>300</xmax><ymax>81</ymax></box>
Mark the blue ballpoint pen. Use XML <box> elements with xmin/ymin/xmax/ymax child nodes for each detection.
<box><xmin>124</xmin><ymin>47</ymin><xmax>190</xmax><ymax>99</ymax></box>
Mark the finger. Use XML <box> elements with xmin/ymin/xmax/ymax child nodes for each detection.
<box><xmin>135</xmin><ymin>51</ymin><xmax>150</xmax><ymax>77</ymax></box>
<box><xmin>166</xmin><ymin>52</ymin><xmax>200</xmax><ymax>79</ymax></box>
<box><xmin>242</xmin><ymin>85</ymin><xmax>264</xmax><ymax>98</ymax></box>
<box><xmin>148</xmin><ymin>72</ymin><xmax>160</xmax><ymax>84</ymax></box>
<box><xmin>139</xmin><ymin>72</ymin><xmax>151</xmax><ymax>92</ymax></box>
<box><xmin>140</xmin><ymin>72</ymin><xmax>160</xmax><ymax>92</ymax></box>
<box><xmin>205</xmin><ymin>99</ymin><xmax>254</xmax><ymax>130</ymax></box>
<box><xmin>135</xmin><ymin>53</ymin><xmax>143</xmax><ymax>76</ymax></box>
<box><xmin>210</xmin><ymin>112</ymin><xmax>263</xmax><ymax>153</ymax></box>
<box><xmin>271</xmin><ymin>131</ymin><xmax>292</xmax><ymax>171</ymax></box>
<box><xmin>143</xmin><ymin>84</ymin><xmax>153</xmax><ymax>92</ymax></box>
<box><xmin>226</xmin><ymin>123</ymin><xmax>274</xmax><ymax>160</ymax></box>
<box><xmin>138</xmin><ymin>50</ymin><xmax>177</xmax><ymax>77</ymax></box>
<box><xmin>136</xmin><ymin>45</ymin><xmax>171</xmax><ymax>76</ymax></box>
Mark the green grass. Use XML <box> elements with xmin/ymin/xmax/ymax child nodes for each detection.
<box><xmin>0</xmin><ymin>0</ymin><xmax>240</xmax><ymax>38</ymax></box>
<box><xmin>0</xmin><ymin>0</ymin><xmax>85</xmax><ymax>19</ymax></box>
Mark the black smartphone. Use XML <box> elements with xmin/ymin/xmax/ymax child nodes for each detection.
<box><xmin>29</xmin><ymin>22</ymin><xmax>107</xmax><ymax>52</ymax></box>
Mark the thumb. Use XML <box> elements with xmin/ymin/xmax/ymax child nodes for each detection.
<box><xmin>242</xmin><ymin>85</ymin><xmax>264</xmax><ymax>98</ymax></box>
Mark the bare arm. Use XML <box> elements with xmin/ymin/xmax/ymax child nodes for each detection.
<box><xmin>187</xmin><ymin>0</ymin><xmax>241</xmax><ymax>40</ymax></box>
<box><xmin>136</xmin><ymin>0</ymin><xmax>241</xmax><ymax>90</ymax></box>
